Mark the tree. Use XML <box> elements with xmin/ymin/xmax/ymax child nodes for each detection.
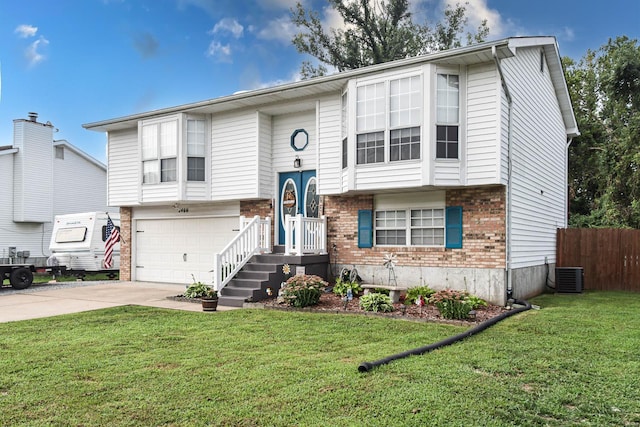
<box><xmin>565</xmin><ymin>36</ymin><xmax>640</xmax><ymax>228</ymax></box>
<box><xmin>291</xmin><ymin>0</ymin><xmax>489</xmax><ymax>78</ymax></box>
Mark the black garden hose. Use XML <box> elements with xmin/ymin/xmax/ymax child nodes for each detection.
<box><xmin>358</xmin><ymin>299</ymin><xmax>532</xmax><ymax>373</ymax></box>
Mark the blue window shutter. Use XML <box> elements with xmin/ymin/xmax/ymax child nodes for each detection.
<box><xmin>358</xmin><ymin>210</ymin><xmax>373</xmax><ymax>248</ymax></box>
<box><xmin>446</xmin><ymin>206</ymin><xmax>463</xmax><ymax>249</ymax></box>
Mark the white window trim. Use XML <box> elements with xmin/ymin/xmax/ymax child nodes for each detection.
<box><xmin>433</xmin><ymin>65</ymin><xmax>466</xmax><ymax>164</ymax></box>
<box><xmin>374</xmin><ymin>191</ymin><xmax>447</xmax><ymax>248</ymax></box>
<box><xmin>374</xmin><ymin>207</ymin><xmax>446</xmax><ymax>248</ymax></box>
<box><xmin>183</xmin><ymin>114</ymin><xmax>210</xmax><ymax>183</ymax></box>
<box><xmin>352</xmin><ymin>70</ymin><xmax>424</xmax><ymax>166</ymax></box>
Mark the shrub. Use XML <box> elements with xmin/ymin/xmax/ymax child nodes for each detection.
<box><xmin>281</xmin><ymin>274</ymin><xmax>327</xmax><ymax>308</ymax></box>
<box><xmin>332</xmin><ymin>277</ymin><xmax>362</xmax><ymax>297</ymax></box>
<box><xmin>404</xmin><ymin>285</ymin><xmax>436</xmax><ymax>305</ymax></box>
<box><xmin>429</xmin><ymin>289</ymin><xmax>473</xmax><ymax>320</ymax></box>
<box><xmin>359</xmin><ymin>293</ymin><xmax>394</xmax><ymax>313</ymax></box>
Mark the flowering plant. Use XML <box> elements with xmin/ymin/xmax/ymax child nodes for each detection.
<box><xmin>429</xmin><ymin>289</ymin><xmax>472</xmax><ymax>319</ymax></box>
<box><xmin>281</xmin><ymin>274</ymin><xmax>327</xmax><ymax>308</ymax></box>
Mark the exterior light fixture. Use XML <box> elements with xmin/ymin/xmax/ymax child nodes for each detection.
<box><xmin>294</xmin><ymin>156</ymin><xmax>301</xmax><ymax>168</ymax></box>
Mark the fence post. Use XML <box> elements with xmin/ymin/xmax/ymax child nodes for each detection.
<box><xmin>213</xmin><ymin>253</ymin><xmax>221</xmax><ymax>293</ymax></box>
<box><xmin>295</xmin><ymin>214</ymin><xmax>304</xmax><ymax>255</ymax></box>
<box><xmin>284</xmin><ymin>214</ymin><xmax>293</xmax><ymax>255</ymax></box>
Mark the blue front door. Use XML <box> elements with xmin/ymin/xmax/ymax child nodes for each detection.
<box><xmin>278</xmin><ymin>170</ymin><xmax>318</xmax><ymax>245</ymax></box>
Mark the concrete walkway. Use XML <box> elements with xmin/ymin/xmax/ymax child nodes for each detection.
<box><xmin>0</xmin><ymin>281</ymin><xmax>237</xmax><ymax>323</ymax></box>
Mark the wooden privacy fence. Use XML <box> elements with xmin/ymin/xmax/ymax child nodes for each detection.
<box><xmin>556</xmin><ymin>228</ymin><xmax>640</xmax><ymax>292</ymax></box>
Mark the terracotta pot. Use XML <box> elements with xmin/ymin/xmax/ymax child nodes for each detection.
<box><xmin>201</xmin><ymin>298</ymin><xmax>218</xmax><ymax>312</ymax></box>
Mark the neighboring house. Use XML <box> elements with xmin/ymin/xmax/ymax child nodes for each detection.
<box><xmin>84</xmin><ymin>36</ymin><xmax>578</xmax><ymax>306</ymax></box>
<box><xmin>0</xmin><ymin>113</ymin><xmax>110</xmax><ymax>266</ymax></box>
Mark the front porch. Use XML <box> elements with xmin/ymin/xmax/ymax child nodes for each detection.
<box><xmin>215</xmin><ymin>215</ymin><xmax>329</xmax><ymax>307</ymax></box>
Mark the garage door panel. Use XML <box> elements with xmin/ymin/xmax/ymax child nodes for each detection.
<box><xmin>135</xmin><ymin>217</ymin><xmax>238</xmax><ymax>284</ymax></box>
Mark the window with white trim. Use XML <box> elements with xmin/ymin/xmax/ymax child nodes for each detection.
<box><xmin>375</xmin><ymin>208</ymin><xmax>445</xmax><ymax>246</ymax></box>
<box><xmin>142</xmin><ymin>120</ymin><xmax>177</xmax><ymax>183</ymax></box>
<box><xmin>186</xmin><ymin>118</ymin><xmax>205</xmax><ymax>181</ymax></box>
<box><xmin>436</xmin><ymin>73</ymin><xmax>459</xmax><ymax>159</ymax></box>
<box><xmin>355</xmin><ymin>75</ymin><xmax>421</xmax><ymax>164</ymax></box>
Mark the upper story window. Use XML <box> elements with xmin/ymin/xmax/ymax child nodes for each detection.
<box><xmin>186</xmin><ymin>119</ymin><xmax>205</xmax><ymax>181</ymax></box>
<box><xmin>356</xmin><ymin>75</ymin><xmax>421</xmax><ymax>165</ymax></box>
<box><xmin>436</xmin><ymin>73</ymin><xmax>459</xmax><ymax>159</ymax></box>
<box><xmin>142</xmin><ymin>120</ymin><xmax>177</xmax><ymax>183</ymax></box>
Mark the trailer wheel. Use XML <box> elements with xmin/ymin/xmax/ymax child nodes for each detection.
<box><xmin>10</xmin><ymin>267</ymin><xmax>33</xmax><ymax>290</ymax></box>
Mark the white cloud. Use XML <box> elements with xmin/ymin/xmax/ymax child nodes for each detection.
<box><xmin>15</xmin><ymin>24</ymin><xmax>38</xmax><ymax>38</ymax></box>
<box><xmin>210</xmin><ymin>18</ymin><xmax>244</xmax><ymax>39</ymax></box>
<box><xmin>257</xmin><ymin>15</ymin><xmax>298</xmax><ymax>43</ymax></box>
<box><xmin>561</xmin><ymin>27</ymin><xmax>575</xmax><ymax>42</ymax></box>
<box><xmin>26</xmin><ymin>37</ymin><xmax>49</xmax><ymax>67</ymax></box>
<box><xmin>206</xmin><ymin>40</ymin><xmax>232</xmax><ymax>62</ymax></box>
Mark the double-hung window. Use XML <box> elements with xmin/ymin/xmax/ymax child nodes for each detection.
<box><xmin>390</xmin><ymin>76</ymin><xmax>421</xmax><ymax>161</ymax></box>
<box><xmin>342</xmin><ymin>92</ymin><xmax>348</xmax><ymax>169</ymax></box>
<box><xmin>142</xmin><ymin>120</ymin><xmax>177</xmax><ymax>184</ymax></box>
<box><xmin>186</xmin><ymin>119</ymin><xmax>206</xmax><ymax>181</ymax></box>
<box><xmin>355</xmin><ymin>75</ymin><xmax>421</xmax><ymax>165</ymax></box>
<box><xmin>375</xmin><ymin>208</ymin><xmax>445</xmax><ymax>246</ymax></box>
<box><xmin>356</xmin><ymin>82</ymin><xmax>385</xmax><ymax>164</ymax></box>
<box><xmin>436</xmin><ymin>74</ymin><xmax>459</xmax><ymax>159</ymax></box>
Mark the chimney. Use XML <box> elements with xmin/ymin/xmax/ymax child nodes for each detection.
<box><xmin>28</xmin><ymin>112</ymin><xmax>38</xmax><ymax>122</ymax></box>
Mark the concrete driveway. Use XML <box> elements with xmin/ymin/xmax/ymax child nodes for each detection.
<box><xmin>0</xmin><ymin>281</ymin><xmax>236</xmax><ymax>323</ymax></box>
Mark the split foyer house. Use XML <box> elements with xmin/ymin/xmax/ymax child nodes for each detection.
<box><xmin>1</xmin><ymin>113</ymin><xmax>110</xmax><ymax>266</ymax></box>
<box><xmin>84</xmin><ymin>36</ymin><xmax>578</xmax><ymax>306</ymax></box>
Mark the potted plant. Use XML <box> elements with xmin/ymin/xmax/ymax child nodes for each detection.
<box><xmin>184</xmin><ymin>275</ymin><xmax>218</xmax><ymax>312</ymax></box>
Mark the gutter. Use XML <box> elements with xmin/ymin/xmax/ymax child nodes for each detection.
<box><xmin>492</xmin><ymin>46</ymin><xmax>514</xmax><ymax>302</ymax></box>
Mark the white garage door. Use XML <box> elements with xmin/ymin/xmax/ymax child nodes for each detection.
<box><xmin>135</xmin><ymin>216</ymin><xmax>239</xmax><ymax>284</ymax></box>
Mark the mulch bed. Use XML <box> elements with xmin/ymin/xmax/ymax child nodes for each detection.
<box><xmin>260</xmin><ymin>292</ymin><xmax>509</xmax><ymax>326</ymax></box>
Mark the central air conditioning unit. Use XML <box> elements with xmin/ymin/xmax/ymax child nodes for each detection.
<box><xmin>555</xmin><ymin>267</ymin><xmax>584</xmax><ymax>293</ymax></box>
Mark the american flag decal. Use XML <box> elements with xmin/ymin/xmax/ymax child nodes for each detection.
<box><xmin>104</xmin><ymin>216</ymin><xmax>120</xmax><ymax>269</ymax></box>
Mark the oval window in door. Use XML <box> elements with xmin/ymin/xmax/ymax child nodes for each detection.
<box><xmin>280</xmin><ymin>178</ymin><xmax>298</xmax><ymax>229</ymax></box>
<box><xmin>304</xmin><ymin>177</ymin><xmax>319</xmax><ymax>218</ymax></box>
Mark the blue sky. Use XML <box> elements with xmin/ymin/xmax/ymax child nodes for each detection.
<box><xmin>1</xmin><ymin>0</ymin><xmax>638</xmax><ymax>163</ymax></box>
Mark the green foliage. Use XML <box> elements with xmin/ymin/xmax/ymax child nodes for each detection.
<box><xmin>565</xmin><ymin>36</ymin><xmax>640</xmax><ymax>228</ymax></box>
<box><xmin>428</xmin><ymin>289</ymin><xmax>473</xmax><ymax>319</ymax></box>
<box><xmin>404</xmin><ymin>285</ymin><xmax>435</xmax><ymax>305</ymax></box>
<box><xmin>184</xmin><ymin>277</ymin><xmax>216</xmax><ymax>299</ymax></box>
<box><xmin>290</xmin><ymin>0</ymin><xmax>489</xmax><ymax>78</ymax></box>
<box><xmin>466</xmin><ymin>295</ymin><xmax>487</xmax><ymax>310</ymax></box>
<box><xmin>359</xmin><ymin>292</ymin><xmax>394</xmax><ymax>313</ymax></box>
<box><xmin>281</xmin><ymin>274</ymin><xmax>327</xmax><ymax>308</ymax></box>
<box><xmin>332</xmin><ymin>277</ymin><xmax>362</xmax><ymax>297</ymax></box>
<box><xmin>1</xmin><ymin>292</ymin><xmax>640</xmax><ymax>425</ymax></box>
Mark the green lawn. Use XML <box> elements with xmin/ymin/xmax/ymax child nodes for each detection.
<box><xmin>1</xmin><ymin>291</ymin><xmax>639</xmax><ymax>426</ymax></box>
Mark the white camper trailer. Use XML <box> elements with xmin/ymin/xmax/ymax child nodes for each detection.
<box><xmin>48</xmin><ymin>212</ymin><xmax>120</xmax><ymax>274</ymax></box>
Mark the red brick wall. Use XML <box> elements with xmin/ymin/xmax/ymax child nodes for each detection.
<box><xmin>323</xmin><ymin>186</ymin><xmax>506</xmax><ymax>269</ymax></box>
<box><xmin>241</xmin><ymin>199</ymin><xmax>275</xmax><ymax>246</ymax></box>
<box><xmin>119</xmin><ymin>207</ymin><xmax>132</xmax><ymax>280</ymax></box>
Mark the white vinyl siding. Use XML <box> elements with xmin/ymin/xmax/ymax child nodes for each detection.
<box><xmin>12</xmin><ymin>120</ymin><xmax>53</xmax><ymax>222</ymax></box>
<box><xmin>317</xmin><ymin>94</ymin><xmax>342</xmax><ymax>195</ymax></box>
<box><xmin>466</xmin><ymin>63</ymin><xmax>500</xmax><ymax>184</ymax></box>
<box><xmin>272</xmin><ymin>110</ymin><xmax>316</xmax><ymax>174</ymax></box>
<box><xmin>211</xmin><ymin>110</ymin><xmax>259</xmax><ymax>200</ymax></box>
<box><xmin>503</xmin><ymin>46</ymin><xmax>567</xmax><ymax>268</ymax></box>
<box><xmin>258</xmin><ymin>112</ymin><xmax>273</xmax><ymax>198</ymax></box>
<box><xmin>107</xmin><ymin>128</ymin><xmax>140</xmax><ymax>206</ymax></box>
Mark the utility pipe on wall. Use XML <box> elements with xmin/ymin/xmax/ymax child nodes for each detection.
<box><xmin>492</xmin><ymin>46</ymin><xmax>514</xmax><ymax>302</ymax></box>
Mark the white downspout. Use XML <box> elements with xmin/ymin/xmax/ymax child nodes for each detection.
<box><xmin>565</xmin><ymin>137</ymin><xmax>574</xmax><ymax>227</ymax></box>
<box><xmin>492</xmin><ymin>46</ymin><xmax>514</xmax><ymax>302</ymax></box>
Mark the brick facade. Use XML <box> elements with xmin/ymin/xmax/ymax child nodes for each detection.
<box><xmin>238</xmin><ymin>186</ymin><xmax>506</xmax><ymax>272</ymax></box>
<box><xmin>322</xmin><ymin>186</ymin><xmax>506</xmax><ymax>270</ymax></box>
<box><xmin>119</xmin><ymin>207</ymin><xmax>132</xmax><ymax>281</ymax></box>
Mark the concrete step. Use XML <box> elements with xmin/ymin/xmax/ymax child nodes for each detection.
<box><xmin>218</xmin><ymin>295</ymin><xmax>247</xmax><ymax>308</ymax></box>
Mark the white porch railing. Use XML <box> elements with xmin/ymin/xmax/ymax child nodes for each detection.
<box><xmin>284</xmin><ymin>214</ymin><xmax>327</xmax><ymax>255</ymax></box>
<box><xmin>214</xmin><ymin>215</ymin><xmax>271</xmax><ymax>293</ymax></box>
